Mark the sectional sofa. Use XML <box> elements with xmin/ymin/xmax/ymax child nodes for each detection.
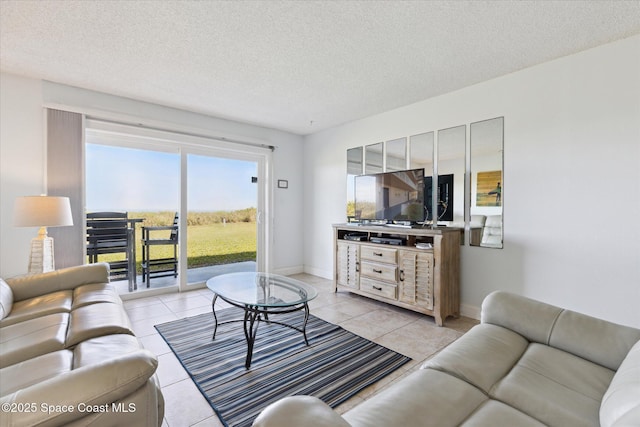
<box><xmin>0</xmin><ymin>263</ymin><xmax>163</xmax><ymax>427</ymax></box>
<box><xmin>254</xmin><ymin>291</ymin><xmax>640</xmax><ymax>427</ymax></box>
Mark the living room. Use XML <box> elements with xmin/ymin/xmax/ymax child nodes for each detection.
<box><xmin>1</xmin><ymin>2</ymin><xmax>639</xmax><ymax>427</ymax></box>
<box><xmin>2</xmin><ymin>2</ymin><xmax>638</xmax><ymax>328</ymax></box>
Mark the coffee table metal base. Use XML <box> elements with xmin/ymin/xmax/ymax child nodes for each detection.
<box><xmin>211</xmin><ymin>294</ymin><xmax>311</xmax><ymax>368</ymax></box>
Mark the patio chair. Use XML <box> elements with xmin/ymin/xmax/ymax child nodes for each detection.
<box><xmin>86</xmin><ymin>212</ymin><xmax>135</xmax><ymax>286</ymax></box>
<box><xmin>141</xmin><ymin>212</ymin><xmax>179</xmax><ymax>287</ymax></box>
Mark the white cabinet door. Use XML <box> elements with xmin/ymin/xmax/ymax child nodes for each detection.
<box><xmin>398</xmin><ymin>250</ymin><xmax>434</xmax><ymax>310</ymax></box>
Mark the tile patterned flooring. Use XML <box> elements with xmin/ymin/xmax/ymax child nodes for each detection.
<box><xmin>124</xmin><ymin>273</ymin><xmax>478</xmax><ymax>427</ymax></box>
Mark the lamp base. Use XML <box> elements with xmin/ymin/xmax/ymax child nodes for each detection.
<box><xmin>28</xmin><ymin>235</ymin><xmax>55</xmax><ymax>274</ymax></box>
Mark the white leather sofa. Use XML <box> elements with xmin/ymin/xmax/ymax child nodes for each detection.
<box><xmin>253</xmin><ymin>291</ymin><xmax>640</xmax><ymax>427</ymax></box>
<box><xmin>0</xmin><ymin>263</ymin><xmax>164</xmax><ymax>427</ymax></box>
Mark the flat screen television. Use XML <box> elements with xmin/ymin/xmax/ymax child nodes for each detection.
<box><xmin>354</xmin><ymin>168</ymin><xmax>425</xmax><ymax>223</ymax></box>
<box><xmin>424</xmin><ymin>174</ymin><xmax>454</xmax><ymax>222</ymax></box>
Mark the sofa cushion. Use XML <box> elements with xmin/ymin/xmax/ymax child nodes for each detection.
<box><xmin>550</xmin><ymin>310</ymin><xmax>640</xmax><ymax>371</ymax></box>
<box><xmin>481</xmin><ymin>291</ymin><xmax>563</xmax><ymax>345</ymax></box>
<box><xmin>461</xmin><ymin>400</ymin><xmax>546</xmax><ymax>427</ymax></box>
<box><xmin>0</xmin><ymin>350</ymin><xmax>73</xmax><ymax>396</ymax></box>
<box><xmin>491</xmin><ymin>343</ymin><xmax>615</xmax><ymax>427</ymax></box>
<box><xmin>0</xmin><ymin>313</ymin><xmax>69</xmax><ymax>368</ymax></box>
<box><xmin>344</xmin><ymin>369</ymin><xmax>487</xmax><ymax>427</ymax></box>
<box><xmin>66</xmin><ymin>303</ymin><xmax>134</xmax><ymax>347</ymax></box>
<box><xmin>72</xmin><ymin>283</ymin><xmax>122</xmax><ymax>309</ymax></box>
<box><xmin>423</xmin><ymin>323</ymin><xmax>528</xmax><ymax>393</ymax></box>
<box><xmin>0</xmin><ymin>279</ymin><xmax>13</xmax><ymax>320</ymax></box>
<box><xmin>73</xmin><ymin>334</ymin><xmax>143</xmax><ymax>368</ymax></box>
<box><xmin>600</xmin><ymin>339</ymin><xmax>640</xmax><ymax>427</ymax></box>
<box><xmin>0</xmin><ymin>290</ymin><xmax>73</xmax><ymax>327</ymax></box>
<box><xmin>5</xmin><ymin>263</ymin><xmax>109</xmax><ymax>301</ymax></box>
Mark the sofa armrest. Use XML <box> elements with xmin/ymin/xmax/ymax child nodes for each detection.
<box><xmin>600</xmin><ymin>340</ymin><xmax>640</xmax><ymax>427</ymax></box>
<box><xmin>0</xmin><ymin>349</ymin><xmax>157</xmax><ymax>427</ymax></box>
<box><xmin>253</xmin><ymin>396</ymin><xmax>351</xmax><ymax>427</ymax></box>
<box><xmin>5</xmin><ymin>264</ymin><xmax>110</xmax><ymax>302</ymax></box>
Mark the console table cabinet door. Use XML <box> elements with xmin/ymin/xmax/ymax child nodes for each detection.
<box><xmin>399</xmin><ymin>250</ymin><xmax>434</xmax><ymax>310</ymax></box>
<box><xmin>337</xmin><ymin>241</ymin><xmax>360</xmax><ymax>289</ymax></box>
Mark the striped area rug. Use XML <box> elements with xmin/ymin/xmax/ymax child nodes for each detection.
<box><xmin>155</xmin><ymin>307</ymin><xmax>411</xmax><ymax>427</ymax></box>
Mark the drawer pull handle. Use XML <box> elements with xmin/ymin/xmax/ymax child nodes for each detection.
<box><xmin>373</xmin><ymin>252</ymin><xmax>383</xmax><ymax>256</ymax></box>
<box><xmin>399</xmin><ymin>269</ymin><xmax>405</xmax><ymax>281</ymax></box>
<box><xmin>373</xmin><ymin>269</ymin><xmax>382</xmax><ymax>274</ymax></box>
<box><xmin>373</xmin><ymin>286</ymin><xmax>382</xmax><ymax>291</ymax></box>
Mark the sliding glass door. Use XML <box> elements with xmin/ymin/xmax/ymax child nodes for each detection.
<box><xmin>85</xmin><ymin>133</ymin><xmax>180</xmax><ymax>293</ymax></box>
<box><xmin>85</xmin><ymin>123</ymin><xmax>270</xmax><ymax>296</ymax></box>
<box><xmin>183</xmin><ymin>151</ymin><xmax>260</xmax><ymax>287</ymax></box>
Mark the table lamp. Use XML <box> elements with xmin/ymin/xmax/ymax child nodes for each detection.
<box><xmin>13</xmin><ymin>195</ymin><xmax>73</xmax><ymax>274</ymax></box>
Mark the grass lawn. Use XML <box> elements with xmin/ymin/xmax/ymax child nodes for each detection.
<box><xmin>96</xmin><ymin>222</ymin><xmax>256</xmax><ymax>273</ymax></box>
<box><xmin>185</xmin><ymin>222</ymin><xmax>256</xmax><ymax>267</ymax></box>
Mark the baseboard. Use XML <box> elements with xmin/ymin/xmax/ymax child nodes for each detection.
<box><xmin>460</xmin><ymin>303</ymin><xmax>481</xmax><ymax>321</ymax></box>
<box><xmin>273</xmin><ymin>265</ymin><xmax>333</xmax><ymax>280</ymax></box>
<box><xmin>302</xmin><ymin>266</ymin><xmax>333</xmax><ymax>280</ymax></box>
<box><xmin>272</xmin><ymin>265</ymin><xmax>305</xmax><ymax>276</ymax></box>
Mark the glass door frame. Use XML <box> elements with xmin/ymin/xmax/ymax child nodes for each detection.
<box><xmin>179</xmin><ymin>145</ymin><xmax>271</xmax><ymax>292</ymax></box>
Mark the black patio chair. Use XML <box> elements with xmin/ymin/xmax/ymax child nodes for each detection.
<box><xmin>141</xmin><ymin>212</ymin><xmax>179</xmax><ymax>287</ymax></box>
<box><xmin>86</xmin><ymin>212</ymin><xmax>135</xmax><ymax>287</ymax></box>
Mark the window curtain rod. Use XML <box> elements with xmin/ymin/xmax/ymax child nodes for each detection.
<box><xmin>85</xmin><ymin>116</ymin><xmax>276</xmax><ymax>151</ymax></box>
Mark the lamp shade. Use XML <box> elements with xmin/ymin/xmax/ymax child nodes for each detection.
<box><xmin>14</xmin><ymin>196</ymin><xmax>74</xmax><ymax>227</ymax></box>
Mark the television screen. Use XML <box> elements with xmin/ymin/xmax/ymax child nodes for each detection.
<box><xmin>424</xmin><ymin>174</ymin><xmax>454</xmax><ymax>222</ymax></box>
<box><xmin>355</xmin><ymin>169</ymin><xmax>425</xmax><ymax>222</ymax></box>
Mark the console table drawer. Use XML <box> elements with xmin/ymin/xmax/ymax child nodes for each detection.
<box><xmin>360</xmin><ymin>261</ymin><xmax>397</xmax><ymax>282</ymax></box>
<box><xmin>360</xmin><ymin>246</ymin><xmax>397</xmax><ymax>263</ymax></box>
<box><xmin>360</xmin><ymin>278</ymin><xmax>397</xmax><ymax>300</ymax></box>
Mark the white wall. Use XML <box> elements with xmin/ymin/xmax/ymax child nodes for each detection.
<box><xmin>0</xmin><ymin>75</ymin><xmax>305</xmax><ymax>277</ymax></box>
<box><xmin>303</xmin><ymin>35</ymin><xmax>640</xmax><ymax>327</ymax></box>
<box><xmin>0</xmin><ymin>74</ymin><xmax>44</xmax><ymax>276</ymax></box>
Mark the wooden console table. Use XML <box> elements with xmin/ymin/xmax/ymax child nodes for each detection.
<box><xmin>333</xmin><ymin>224</ymin><xmax>461</xmax><ymax>326</ymax></box>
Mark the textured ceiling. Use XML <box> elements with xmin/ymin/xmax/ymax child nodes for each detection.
<box><xmin>1</xmin><ymin>1</ymin><xmax>639</xmax><ymax>135</ymax></box>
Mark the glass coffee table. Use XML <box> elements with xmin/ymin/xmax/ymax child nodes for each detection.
<box><xmin>206</xmin><ymin>272</ymin><xmax>318</xmax><ymax>368</ymax></box>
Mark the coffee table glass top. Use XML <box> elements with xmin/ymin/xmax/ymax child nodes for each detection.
<box><xmin>206</xmin><ymin>272</ymin><xmax>318</xmax><ymax>308</ymax></box>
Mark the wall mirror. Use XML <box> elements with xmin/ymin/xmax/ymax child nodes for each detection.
<box><xmin>409</xmin><ymin>131</ymin><xmax>434</xmax><ymax>227</ymax></box>
<box><xmin>346</xmin><ymin>146</ymin><xmax>363</xmax><ymax>222</ymax></box>
<box><xmin>436</xmin><ymin>125</ymin><xmax>466</xmax><ymax>231</ymax></box>
<box><xmin>346</xmin><ymin>116</ymin><xmax>503</xmax><ymax>248</ymax></box>
<box><xmin>470</xmin><ymin>117</ymin><xmax>504</xmax><ymax>248</ymax></box>
<box><xmin>365</xmin><ymin>142</ymin><xmax>383</xmax><ymax>174</ymax></box>
<box><xmin>385</xmin><ymin>137</ymin><xmax>407</xmax><ymax>171</ymax></box>
<box><xmin>409</xmin><ymin>131</ymin><xmax>434</xmax><ymax>171</ymax></box>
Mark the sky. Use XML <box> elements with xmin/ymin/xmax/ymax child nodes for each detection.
<box><xmin>86</xmin><ymin>144</ymin><xmax>257</xmax><ymax>212</ymax></box>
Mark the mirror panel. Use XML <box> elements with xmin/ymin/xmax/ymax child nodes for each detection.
<box><xmin>365</xmin><ymin>142</ymin><xmax>383</xmax><ymax>174</ymax></box>
<box><xmin>346</xmin><ymin>147</ymin><xmax>363</xmax><ymax>222</ymax></box>
<box><xmin>409</xmin><ymin>131</ymin><xmax>433</xmax><ymax>171</ymax></box>
<box><xmin>409</xmin><ymin>131</ymin><xmax>434</xmax><ymax>228</ymax></box>
<box><xmin>470</xmin><ymin>117</ymin><xmax>504</xmax><ymax>248</ymax></box>
<box><xmin>436</xmin><ymin>125</ymin><xmax>466</xmax><ymax>232</ymax></box>
<box><xmin>385</xmin><ymin>137</ymin><xmax>407</xmax><ymax>171</ymax></box>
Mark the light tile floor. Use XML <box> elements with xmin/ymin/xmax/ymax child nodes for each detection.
<box><xmin>124</xmin><ymin>273</ymin><xmax>478</xmax><ymax>427</ymax></box>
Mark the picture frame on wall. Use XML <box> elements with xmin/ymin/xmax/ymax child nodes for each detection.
<box><xmin>476</xmin><ymin>171</ymin><xmax>502</xmax><ymax>207</ymax></box>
